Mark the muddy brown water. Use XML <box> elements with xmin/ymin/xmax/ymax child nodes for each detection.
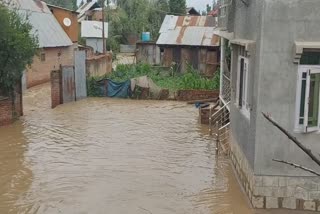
<box><xmin>0</xmin><ymin>84</ymin><xmax>253</xmax><ymax>214</ymax></box>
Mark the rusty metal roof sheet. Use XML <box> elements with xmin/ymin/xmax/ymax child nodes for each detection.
<box><xmin>157</xmin><ymin>15</ymin><xmax>219</xmax><ymax>47</ymax></box>
<box><xmin>11</xmin><ymin>0</ymin><xmax>72</xmax><ymax>48</ymax></box>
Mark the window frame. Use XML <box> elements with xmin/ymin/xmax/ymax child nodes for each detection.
<box><xmin>40</xmin><ymin>52</ymin><xmax>46</xmax><ymax>62</ymax></box>
<box><xmin>295</xmin><ymin>65</ymin><xmax>320</xmax><ymax>133</ymax></box>
<box><xmin>236</xmin><ymin>55</ymin><xmax>250</xmax><ymax>118</ymax></box>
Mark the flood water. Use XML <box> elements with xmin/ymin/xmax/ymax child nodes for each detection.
<box><xmin>0</xmin><ymin>84</ymin><xmax>252</xmax><ymax>214</ymax></box>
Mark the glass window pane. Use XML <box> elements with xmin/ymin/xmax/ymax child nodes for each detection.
<box><xmin>308</xmin><ymin>74</ymin><xmax>320</xmax><ymax>127</ymax></box>
<box><xmin>302</xmin><ymin>72</ymin><xmax>307</xmax><ymax>79</ymax></box>
<box><xmin>300</xmin><ymin>52</ymin><xmax>320</xmax><ymax>65</ymax></box>
<box><xmin>299</xmin><ymin>79</ymin><xmax>306</xmax><ymax>124</ymax></box>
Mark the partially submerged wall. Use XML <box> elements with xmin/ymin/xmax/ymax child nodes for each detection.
<box><xmin>175</xmin><ymin>90</ymin><xmax>219</xmax><ymax>101</ymax></box>
<box><xmin>0</xmin><ymin>85</ymin><xmax>23</xmax><ymax>126</ymax></box>
<box><xmin>86</xmin><ymin>54</ymin><xmax>112</xmax><ymax>77</ymax></box>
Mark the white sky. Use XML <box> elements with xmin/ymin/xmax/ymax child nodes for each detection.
<box><xmin>187</xmin><ymin>0</ymin><xmax>212</xmax><ymax>12</ymax></box>
<box><xmin>77</xmin><ymin>0</ymin><xmax>213</xmax><ymax>12</ymax></box>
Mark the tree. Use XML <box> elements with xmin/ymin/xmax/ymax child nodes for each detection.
<box><xmin>169</xmin><ymin>0</ymin><xmax>186</xmax><ymax>15</ymax></box>
<box><xmin>106</xmin><ymin>0</ymin><xmax>169</xmax><ymax>52</ymax></box>
<box><xmin>0</xmin><ymin>5</ymin><xmax>38</xmax><ymax>95</ymax></box>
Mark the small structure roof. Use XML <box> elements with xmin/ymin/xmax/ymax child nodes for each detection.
<box><xmin>157</xmin><ymin>15</ymin><xmax>219</xmax><ymax>47</ymax></box>
<box><xmin>81</xmin><ymin>20</ymin><xmax>108</xmax><ymax>38</ymax></box>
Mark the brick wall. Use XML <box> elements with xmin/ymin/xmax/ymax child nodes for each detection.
<box><xmin>175</xmin><ymin>89</ymin><xmax>219</xmax><ymax>101</ymax></box>
<box><xmin>51</xmin><ymin>70</ymin><xmax>62</xmax><ymax>109</ymax></box>
<box><xmin>0</xmin><ymin>83</ymin><xmax>23</xmax><ymax>126</ymax></box>
<box><xmin>86</xmin><ymin>54</ymin><xmax>112</xmax><ymax>77</ymax></box>
<box><xmin>0</xmin><ymin>98</ymin><xmax>13</xmax><ymax>126</ymax></box>
<box><xmin>27</xmin><ymin>44</ymin><xmax>75</xmax><ymax>88</ymax></box>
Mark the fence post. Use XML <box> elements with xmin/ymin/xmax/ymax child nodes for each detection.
<box><xmin>215</xmin><ymin>121</ymin><xmax>219</xmax><ymax>155</ymax></box>
<box><xmin>209</xmin><ymin>106</ymin><xmax>212</xmax><ymax>135</ymax></box>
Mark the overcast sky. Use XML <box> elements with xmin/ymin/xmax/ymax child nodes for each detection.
<box><xmin>77</xmin><ymin>0</ymin><xmax>213</xmax><ymax>13</ymax></box>
<box><xmin>187</xmin><ymin>0</ymin><xmax>212</xmax><ymax>12</ymax></box>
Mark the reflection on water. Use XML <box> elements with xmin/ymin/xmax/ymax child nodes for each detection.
<box><xmin>0</xmin><ymin>84</ymin><xmax>252</xmax><ymax>214</ymax></box>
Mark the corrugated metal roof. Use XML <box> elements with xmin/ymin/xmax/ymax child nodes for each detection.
<box><xmin>81</xmin><ymin>21</ymin><xmax>108</xmax><ymax>38</ymax></box>
<box><xmin>157</xmin><ymin>15</ymin><xmax>219</xmax><ymax>47</ymax></box>
<box><xmin>12</xmin><ymin>0</ymin><xmax>72</xmax><ymax>48</ymax></box>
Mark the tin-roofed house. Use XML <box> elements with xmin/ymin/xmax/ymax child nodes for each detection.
<box><xmin>15</xmin><ymin>0</ymin><xmax>74</xmax><ymax>88</ymax></box>
<box><xmin>157</xmin><ymin>15</ymin><xmax>219</xmax><ymax>77</ymax></box>
<box><xmin>81</xmin><ymin>20</ymin><xmax>108</xmax><ymax>54</ymax></box>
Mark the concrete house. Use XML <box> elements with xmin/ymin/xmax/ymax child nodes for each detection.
<box><xmin>217</xmin><ymin>0</ymin><xmax>320</xmax><ymax>211</ymax></box>
<box><xmin>16</xmin><ymin>0</ymin><xmax>74</xmax><ymax>88</ymax></box>
<box><xmin>157</xmin><ymin>15</ymin><xmax>220</xmax><ymax>76</ymax></box>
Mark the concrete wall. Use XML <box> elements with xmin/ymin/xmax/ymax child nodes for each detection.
<box><xmin>229</xmin><ymin>0</ymin><xmax>264</xmax><ymax>169</ymax></box>
<box><xmin>254</xmin><ymin>0</ymin><xmax>320</xmax><ymax>176</ymax></box>
<box><xmin>86</xmin><ymin>54</ymin><xmax>112</xmax><ymax>77</ymax></box>
<box><xmin>27</xmin><ymin>45</ymin><xmax>75</xmax><ymax>88</ymax></box>
<box><xmin>225</xmin><ymin>0</ymin><xmax>320</xmax><ymax>210</ymax></box>
<box><xmin>230</xmin><ymin>0</ymin><xmax>320</xmax><ymax>176</ymax></box>
<box><xmin>86</xmin><ymin>38</ymin><xmax>105</xmax><ymax>54</ymax></box>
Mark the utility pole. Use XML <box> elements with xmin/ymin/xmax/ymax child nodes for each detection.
<box><xmin>102</xmin><ymin>0</ymin><xmax>106</xmax><ymax>54</ymax></box>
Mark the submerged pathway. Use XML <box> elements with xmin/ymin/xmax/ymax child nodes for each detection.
<box><xmin>0</xmin><ymin>84</ymin><xmax>252</xmax><ymax>214</ymax></box>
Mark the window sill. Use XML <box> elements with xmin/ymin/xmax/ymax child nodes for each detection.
<box><xmin>294</xmin><ymin>127</ymin><xmax>320</xmax><ymax>134</ymax></box>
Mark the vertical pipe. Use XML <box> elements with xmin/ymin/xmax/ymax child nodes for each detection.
<box><xmin>216</xmin><ymin>121</ymin><xmax>219</xmax><ymax>155</ymax></box>
<box><xmin>102</xmin><ymin>0</ymin><xmax>106</xmax><ymax>54</ymax></box>
<box><xmin>220</xmin><ymin>37</ymin><xmax>225</xmax><ymax>99</ymax></box>
<box><xmin>209</xmin><ymin>106</ymin><xmax>212</xmax><ymax>135</ymax></box>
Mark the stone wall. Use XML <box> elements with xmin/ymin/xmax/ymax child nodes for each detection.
<box><xmin>230</xmin><ymin>134</ymin><xmax>320</xmax><ymax>212</ymax></box>
<box><xmin>175</xmin><ymin>90</ymin><xmax>219</xmax><ymax>101</ymax></box>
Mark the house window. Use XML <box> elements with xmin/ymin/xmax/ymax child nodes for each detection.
<box><xmin>236</xmin><ymin>46</ymin><xmax>250</xmax><ymax>117</ymax></box>
<box><xmin>296</xmin><ymin>66</ymin><xmax>320</xmax><ymax>133</ymax></box>
<box><xmin>40</xmin><ymin>53</ymin><xmax>46</xmax><ymax>62</ymax></box>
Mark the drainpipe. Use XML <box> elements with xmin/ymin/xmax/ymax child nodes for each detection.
<box><xmin>220</xmin><ymin>37</ymin><xmax>225</xmax><ymax>100</ymax></box>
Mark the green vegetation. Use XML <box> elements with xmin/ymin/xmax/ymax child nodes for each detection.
<box><xmin>87</xmin><ymin>63</ymin><xmax>220</xmax><ymax>97</ymax></box>
<box><xmin>43</xmin><ymin>0</ymin><xmax>77</xmax><ymax>10</ymax></box>
<box><xmin>106</xmin><ymin>0</ymin><xmax>170</xmax><ymax>52</ymax></box>
<box><xmin>169</xmin><ymin>0</ymin><xmax>186</xmax><ymax>14</ymax></box>
<box><xmin>0</xmin><ymin>5</ymin><xmax>38</xmax><ymax>96</ymax></box>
